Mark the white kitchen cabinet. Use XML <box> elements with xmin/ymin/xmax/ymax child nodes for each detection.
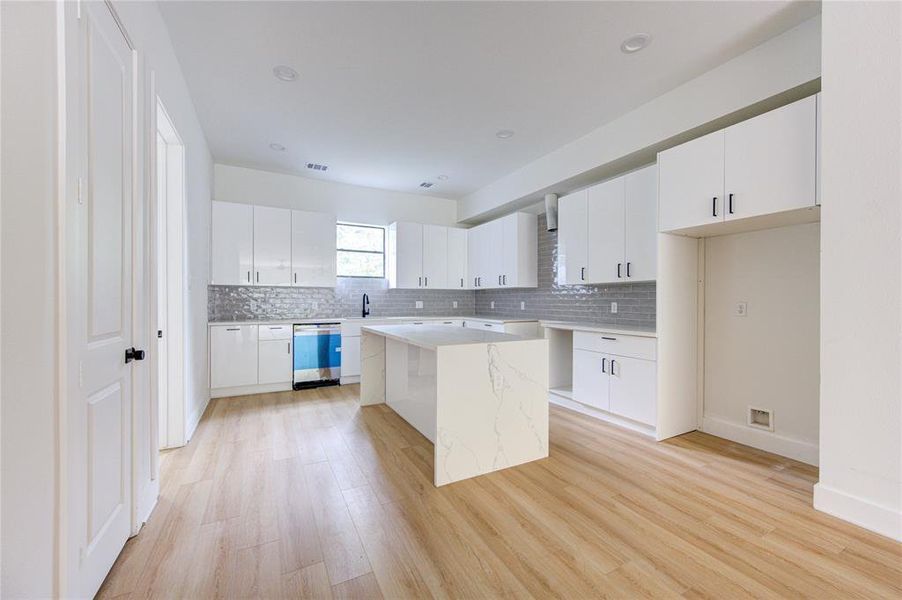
<box><xmin>258</xmin><ymin>339</ymin><xmax>292</xmax><ymax>384</ymax></box>
<box><xmin>499</xmin><ymin>213</ymin><xmax>537</xmax><ymax>288</ymax></box>
<box><xmin>586</xmin><ymin>177</ymin><xmax>625</xmax><ymax>283</ymax></box>
<box><xmin>211</xmin><ymin>201</ymin><xmax>254</xmax><ymax>285</ymax></box>
<box><xmin>609</xmin><ymin>355</ymin><xmax>656</xmax><ymax>426</ymax></box>
<box><xmin>624</xmin><ymin>165</ymin><xmax>658</xmax><ymax>282</ymax></box>
<box><xmin>340</xmin><ymin>334</ymin><xmax>361</xmax><ymax>377</ymax></box>
<box><xmin>447</xmin><ymin>227</ymin><xmax>469</xmax><ymax>290</ymax></box>
<box><xmin>573</xmin><ymin>349</ymin><xmax>610</xmax><ymax>411</ymax></box>
<box><xmin>557</xmin><ymin>189</ymin><xmax>588</xmax><ymax>285</ymax></box>
<box><xmin>210</xmin><ymin>324</ymin><xmax>258</xmax><ymax>388</ymax></box>
<box><xmin>659</xmin><ymin>95</ymin><xmax>818</xmax><ymax>233</ymax></box>
<box><xmin>422</xmin><ymin>224</ymin><xmax>448</xmax><ymax>289</ymax></box>
<box><xmin>467</xmin><ymin>222</ymin><xmax>488</xmax><ymax>288</ymax></box>
<box><xmin>723</xmin><ymin>95</ymin><xmax>817</xmax><ymax>221</ymax></box>
<box><xmin>253</xmin><ymin>205</ymin><xmax>292</xmax><ymax>286</ymax></box>
<box><xmin>291</xmin><ymin>210</ymin><xmax>336</xmax><ymax>287</ymax></box>
<box><xmin>388</xmin><ymin>221</ymin><xmax>423</xmax><ymax>289</ymax></box>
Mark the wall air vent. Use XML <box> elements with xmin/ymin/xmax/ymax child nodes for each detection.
<box><xmin>306</xmin><ymin>163</ymin><xmax>329</xmax><ymax>171</ymax></box>
<box><xmin>420</xmin><ymin>182</ymin><xmax>434</xmax><ymax>188</ymax></box>
<box><xmin>748</xmin><ymin>406</ymin><xmax>774</xmax><ymax>431</ymax></box>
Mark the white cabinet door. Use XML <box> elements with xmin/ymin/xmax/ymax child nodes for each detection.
<box><xmin>624</xmin><ymin>165</ymin><xmax>658</xmax><ymax>282</ymax></box>
<box><xmin>586</xmin><ymin>177</ymin><xmax>626</xmax><ymax>284</ymax></box>
<box><xmin>390</xmin><ymin>222</ymin><xmax>424</xmax><ymax>289</ymax></box>
<box><xmin>340</xmin><ymin>335</ymin><xmax>361</xmax><ymax>377</ymax></box>
<box><xmin>467</xmin><ymin>223</ymin><xmax>483</xmax><ymax>288</ymax></box>
<box><xmin>253</xmin><ymin>206</ymin><xmax>292</xmax><ymax>286</ymax></box>
<box><xmin>422</xmin><ymin>224</ymin><xmax>448</xmax><ymax>289</ymax></box>
<box><xmin>573</xmin><ymin>349</ymin><xmax>610</xmax><ymax>411</ymax></box>
<box><xmin>447</xmin><ymin>227</ymin><xmax>469</xmax><ymax>290</ymax></box>
<box><xmin>500</xmin><ymin>213</ymin><xmax>537</xmax><ymax>288</ymax></box>
<box><xmin>609</xmin><ymin>356</ymin><xmax>656</xmax><ymax>426</ymax></box>
<box><xmin>557</xmin><ymin>190</ymin><xmax>588</xmax><ymax>285</ymax></box>
<box><xmin>658</xmin><ymin>129</ymin><xmax>725</xmax><ymax>232</ymax></box>
<box><xmin>258</xmin><ymin>339</ymin><xmax>292</xmax><ymax>384</ymax></box>
<box><xmin>724</xmin><ymin>95</ymin><xmax>817</xmax><ymax>221</ymax></box>
<box><xmin>483</xmin><ymin>219</ymin><xmax>504</xmax><ymax>288</ymax></box>
<box><xmin>210</xmin><ymin>325</ymin><xmax>259</xmax><ymax>388</ymax></box>
<box><xmin>291</xmin><ymin>210</ymin><xmax>336</xmax><ymax>287</ymax></box>
<box><xmin>211</xmin><ymin>201</ymin><xmax>254</xmax><ymax>285</ymax></box>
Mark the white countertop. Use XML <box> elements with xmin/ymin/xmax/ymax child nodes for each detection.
<box><xmin>540</xmin><ymin>320</ymin><xmax>657</xmax><ymax>338</ymax></box>
<box><xmin>361</xmin><ymin>324</ymin><xmax>532</xmax><ymax>351</ymax></box>
<box><xmin>208</xmin><ymin>315</ymin><xmax>536</xmax><ymax>327</ymax></box>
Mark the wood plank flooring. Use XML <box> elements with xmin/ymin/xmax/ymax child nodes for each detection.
<box><xmin>98</xmin><ymin>385</ymin><xmax>901</xmax><ymax>599</ymax></box>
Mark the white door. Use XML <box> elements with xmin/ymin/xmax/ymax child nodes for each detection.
<box><xmin>66</xmin><ymin>2</ymin><xmax>135</xmax><ymax>596</ymax></box>
<box><xmin>724</xmin><ymin>95</ymin><xmax>817</xmax><ymax>221</ymax></box>
<box><xmin>573</xmin><ymin>350</ymin><xmax>610</xmax><ymax>411</ymax></box>
<box><xmin>253</xmin><ymin>205</ymin><xmax>292</xmax><ymax>285</ymax></box>
<box><xmin>658</xmin><ymin>129</ymin><xmax>725</xmax><ymax>231</ymax></box>
<box><xmin>392</xmin><ymin>221</ymin><xmax>424</xmax><ymax>288</ymax></box>
<box><xmin>624</xmin><ymin>165</ymin><xmax>658</xmax><ymax>281</ymax></box>
<box><xmin>422</xmin><ymin>224</ymin><xmax>448</xmax><ymax>289</ymax></box>
<box><xmin>557</xmin><ymin>190</ymin><xmax>588</xmax><ymax>285</ymax></box>
<box><xmin>447</xmin><ymin>227</ymin><xmax>469</xmax><ymax>290</ymax></box>
<box><xmin>586</xmin><ymin>177</ymin><xmax>625</xmax><ymax>283</ymax></box>
<box><xmin>291</xmin><ymin>210</ymin><xmax>336</xmax><ymax>287</ymax></box>
<box><xmin>210</xmin><ymin>325</ymin><xmax>259</xmax><ymax>388</ymax></box>
<box><xmin>211</xmin><ymin>201</ymin><xmax>253</xmax><ymax>285</ymax></box>
<box><xmin>609</xmin><ymin>356</ymin><xmax>656</xmax><ymax>426</ymax></box>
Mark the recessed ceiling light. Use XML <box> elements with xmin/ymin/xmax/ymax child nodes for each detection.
<box><xmin>437</xmin><ymin>175</ymin><xmax>449</xmax><ymax>181</ymax></box>
<box><xmin>620</xmin><ymin>33</ymin><xmax>651</xmax><ymax>54</ymax></box>
<box><xmin>272</xmin><ymin>65</ymin><xmax>298</xmax><ymax>81</ymax></box>
<box><xmin>496</xmin><ymin>129</ymin><xmax>515</xmax><ymax>139</ymax></box>
<box><xmin>269</xmin><ymin>143</ymin><xmax>286</xmax><ymax>151</ymax></box>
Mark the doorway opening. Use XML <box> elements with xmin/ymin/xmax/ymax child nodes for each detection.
<box><xmin>154</xmin><ymin>99</ymin><xmax>186</xmax><ymax>451</ymax></box>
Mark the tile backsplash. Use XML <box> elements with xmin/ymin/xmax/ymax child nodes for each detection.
<box><xmin>473</xmin><ymin>214</ymin><xmax>656</xmax><ymax>327</ymax></box>
<box><xmin>208</xmin><ymin>277</ymin><xmax>474</xmax><ymax>322</ymax></box>
<box><xmin>208</xmin><ymin>214</ymin><xmax>655</xmax><ymax>327</ymax></box>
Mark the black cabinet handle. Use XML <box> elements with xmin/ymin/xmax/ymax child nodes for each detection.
<box><xmin>502</xmin><ymin>274</ymin><xmax>506</xmax><ymax>285</ymax></box>
<box><xmin>728</xmin><ymin>193</ymin><xmax>734</xmax><ymax>214</ymax></box>
<box><xmin>287</xmin><ymin>342</ymin><xmax>290</xmax><ymax>354</ymax></box>
<box><xmin>247</xmin><ymin>271</ymin><xmax>251</xmax><ymax>283</ymax></box>
<box><xmin>601</xmin><ymin>357</ymin><xmax>606</xmax><ymax>374</ymax></box>
<box><xmin>256</xmin><ymin>271</ymin><xmax>260</xmax><ymax>283</ymax></box>
<box><xmin>712</xmin><ymin>197</ymin><xmax>718</xmax><ymax>217</ymax></box>
<box><xmin>461</xmin><ymin>278</ymin><xmax>464</xmax><ymax>288</ymax></box>
<box><xmin>610</xmin><ymin>359</ymin><xmax>616</xmax><ymax>374</ymax></box>
<box><xmin>601</xmin><ymin>336</ymin><xmax>616</xmax><ymax>341</ymax></box>
<box><xmin>626</xmin><ymin>262</ymin><xmax>631</xmax><ymax>278</ymax></box>
<box><xmin>226</xmin><ymin>327</ymin><xmax>240</xmax><ymax>331</ymax></box>
<box><xmin>499</xmin><ymin>275</ymin><xmax>502</xmax><ymax>285</ymax></box>
<box><xmin>418</xmin><ymin>276</ymin><xmax>422</xmax><ymax>287</ymax></box>
<box><xmin>580</xmin><ymin>267</ymin><xmax>585</xmax><ymax>281</ymax></box>
<box><xmin>425</xmin><ymin>276</ymin><xmax>428</xmax><ymax>287</ymax></box>
<box><xmin>125</xmin><ymin>347</ymin><xmax>145</xmax><ymax>363</ymax></box>
<box><xmin>294</xmin><ymin>272</ymin><xmax>297</xmax><ymax>284</ymax></box>
<box><xmin>617</xmin><ymin>263</ymin><xmax>622</xmax><ymax>278</ymax></box>
<box><xmin>478</xmin><ymin>277</ymin><xmax>481</xmax><ymax>287</ymax></box>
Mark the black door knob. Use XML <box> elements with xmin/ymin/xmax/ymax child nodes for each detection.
<box><xmin>125</xmin><ymin>347</ymin><xmax>146</xmax><ymax>363</ymax></box>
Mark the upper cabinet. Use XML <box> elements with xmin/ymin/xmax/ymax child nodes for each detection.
<box><xmin>210</xmin><ymin>201</ymin><xmax>336</xmax><ymax>287</ymax></box>
<box><xmin>291</xmin><ymin>210</ymin><xmax>336</xmax><ymax>287</ymax></box>
<box><xmin>658</xmin><ymin>94</ymin><xmax>818</xmax><ymax>234</ymax></box>
<box><xmin>387</xmin><ymin>222</ymin><xmax>449</xmax><ymax>289</ymax></box>
<box><xmin>558</xmin><ymin>165</ymin><xmax>657</xmax><ymax>285</ymax></box>
<box><xmin>469</xmin><ymin>213</ymin><xmax>537</xmax><ymax>289</ymax></box>
<box><xmin>446</xmin><ymin>227</ymin><xmax>469</xmax><ymax>290</ymax></box>
<box><xmin>422</xmin><ymin>224</ymin><xmax>448</xmax><ymax>289</ymax></box>
<box><xmin>211</xmin><ymin>201</ymin><xmax>253</xmax><ymax>285</ymax></box>
<box><xmin>253</xmin><ymin>206</ymin><xmax>292</xmax><ymax>286</ymax></box>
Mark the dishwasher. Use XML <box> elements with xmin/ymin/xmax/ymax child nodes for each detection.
<box><xmin>292</xmin><ymin>323</ymin><xmax>341</xmax><ymax>389</ymax></box>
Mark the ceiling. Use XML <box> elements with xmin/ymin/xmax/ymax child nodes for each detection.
<box><xmin>159</xmin><ymin>1</ymin><xmax>820</xmax><ymax>199</ymax></box>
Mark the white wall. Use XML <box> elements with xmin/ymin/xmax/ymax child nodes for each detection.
<box><xmin>215</xmin><ymin>163</ymin><xmax>459</xmax><ymax>226</ymax></box>
<box><xmin>459</xmin><ymin>16</ymin><xmax>822</xmax><ymax>222</ymax></box>
<box><xmin>703</xmin><ymin>224</ymin><xmax>820</xmax><ymax>465</ymax></box>
<box><xmin>816</xmin><ymin>1</ymin><xmax>901</xmax><ymax>540</ymax></box>
<box><xmin>0</xmin><ymin>3</ymin><xmax>60</xmax><ymax>595</ymax></box>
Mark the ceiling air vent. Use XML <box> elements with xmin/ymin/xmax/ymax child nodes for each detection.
<box><xmin>306</xmin><ymin>163</ymin><xmax>329</xmax><ymax>172</ymax></box>
<box><xmin>420</xmin><ymin>182</ymin><xmax>434</xmax><ymax>188</ymax></box>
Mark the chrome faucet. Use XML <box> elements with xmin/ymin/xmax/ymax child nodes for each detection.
<box><xmin>362</xmin><ymin>293</ymin><xmax>370</xmax><ymax>318</ymax></box>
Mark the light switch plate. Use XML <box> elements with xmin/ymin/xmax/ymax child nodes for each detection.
<box><xmin>452</xmin><ymin>301</ymin><xmax>458</xmax><ymax>308</ymax></box>
<box><xmin>415</xmin><ymin>300</ymin><xmax>423</xmax><ymax>309</ymax></box>
<box><xmin>490</xmin><ymin>301</ymin><xmax>495</xmax><ymax>309</ymax></box>
<box><xmin>611</xmin><ymin>302</ymin><xmax>618</xmax><ymax>314</ymax></box>
<box><xmin>520</xmin><ymin>301</ymin><xmax>526</xmax><ymax>310</ymax></box>
<box><xmin>736</xmin><ymin>301</ymin><xmax>748</xmax><ymax>317</ymax></box>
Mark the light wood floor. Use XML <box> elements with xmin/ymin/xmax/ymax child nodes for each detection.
<box><xmin>98</xmin><ymin>385</ymin><xmax>901</xmax><ymax>599</ymax></box>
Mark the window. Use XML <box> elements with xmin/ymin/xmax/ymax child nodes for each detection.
<box><xmin>336</xmin><ymin>223</ymin><xmax>385</xmax><ymax>278</ymax></box>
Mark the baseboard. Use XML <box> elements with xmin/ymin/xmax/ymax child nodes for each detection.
<box><xmin>185</xmin><ymin>391</ymin><xmax>210</xmax><ymax>442</ymax></box>
<box><xmin>210</xmin><ymin>382</ymin><xmax>292</xmax><ymax>399</ymax></box>
<box><xmin>814</xmin><ymin>483</ymin><xmax>902</xmax><ymax>541</ymax></box>
<box><xmin>549</xmin><ymin>393</ymin><xmax>656</xmax><ymax>438</ymax></box>
<box><xmin>701</xmin><ymin>415</ymin><xmax>818</xmax><ymax>466</ymax></box>
<box><xmin>340</xmin><ymin>376</ymin><xmax>360</xmax><ymax>385</ymax></box>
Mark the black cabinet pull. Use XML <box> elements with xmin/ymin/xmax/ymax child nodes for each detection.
<box><xmin>478</xmin><ymin>277</ymin><xmax>481</xmax><ymax>287</ymax></box>
<box><xmin>256</xmin><ymin>271</ymin><xmax>260</xmax><ymax>283</ymax></box>
<box><xmin>460</xmin><ymin>278</ymin><xmax>464</xmax><ymax>287</ymax></box>
<box><xmin>580</xmin><ymin>267</ymin><xmax>585</xmax><ymax>281</ymax></box>
<box><xmin>294</xmin><ymin>273</ymin><xmax>297</xmax><ymax>284</ymax></box>
<box><xmin>626</xmin><ymin>262</ymin><xmax>631</xmax><ymax>277</ymax></box>
<box><xmin>712</xmin><ymin>197</ymin><xmax>718</xmax><ymax>217</ymax></box>
<box><xmin>425</xmin><ymin>276</ymin><xmax>428</xmax><ymax>287</ymax></box>
<box><xmin>502</xmin><ymin>274</ymin><xmax>506</xmax><ymax>285</ymax></box>
<box><xmin>601</xmin><ymin>336</ymin><xmax>616</xmax><ymax>341</ymax></box>
<box><xmin>499</xmin><ymin>275</ymin><xmax>502</xmax><ymax>285</ymax></box>
<box><xmin>247</xmin><ymin>271</ymin><xmax>251</xmax><ymax>283</ymax></box>
<box><xmin>418</xmin><ymin>276</ymin><xmax>422</xmax><ymax>287</ymax></box>
<box><xmin>617</xmin><ymin>263</ymin><xmax>622</xmax><ymax>278</ymax></box>
<box><xmin>610</xmin><ymin>359</ymin><xmax>616</xmax><ymax>374</ymax></box>
<box><xmin>601</xmin><ymin>357</ymin><xmax>606</xmax><ymax>374</ymax></box>
<box><xmin>226</xmin><ymin>327</ymin><xmax>240</xmax><ymax>331</ymax></box>
<box><xmin>728</xmin><ymin>193</ymin><xmax>734</xmax><ymax>214</ymax></box>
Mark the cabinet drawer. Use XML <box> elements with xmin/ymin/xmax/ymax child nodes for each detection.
<box><xmin>573</xmin><ymin>331</ymin><xmax>656</xmax><ymax>360</ymax></box>
<box><xmin>258</xmin><ymin>324</ymin><xmax>292</xmax><ymax>341</ymax></box>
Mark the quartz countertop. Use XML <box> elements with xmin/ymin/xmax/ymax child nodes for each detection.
<box><xmin>539</xmin><ymin>320</ymin><xmax>657</xmax><ymax>338</ymax></box>
<box><xmin>361</xmin><ymin>324</ymin><xmax>533</xmax><ymax>351</ymax></box>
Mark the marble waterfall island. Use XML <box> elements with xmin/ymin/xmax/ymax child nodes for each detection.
<box><xmin>360</xmin><ymin>324</ymin><xmax>549</xmax><ymax>486</ymax></box>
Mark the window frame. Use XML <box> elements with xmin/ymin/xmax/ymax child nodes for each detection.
<box><xmin>335</xmin><ymin>222</ymin><xmax>386</xmax><ymax>279</ymax></box>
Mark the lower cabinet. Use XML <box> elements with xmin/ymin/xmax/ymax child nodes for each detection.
<box><xmin>572</xmin><ymin>333</ymin><xmax>657</xmax><ymax>427</ymax></box>
<box><xmin>210</xmin><ymin>325</ymin><xmax>258</xmax><ymax>388</ymax></box>
<box><xmin>340</xmin><ymin>335</ymin><xmax>361</xmax><ymax>377</ymax></box>
<box><xmin>258</xmin><ymin>338</ymin><xmax>292</xmax><ymax>385</ymax></box>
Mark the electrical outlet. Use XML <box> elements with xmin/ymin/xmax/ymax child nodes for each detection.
<box><xmin>520</xmin><ymin>301</ymin><xmax>526</xmax><ymax>310</ymax></box>
<box><xmin>490</xmin><ymin>301</ymin><xmax>495</xmax><ymax>309</ymax></box>
<box><xmin>452</xmin><ymin>300</ymin><xmax>458</xmax><ymax>308</ymax></box>
<box><xmin>610</xmin><ymin>302</ymin><xmax>618</xmax><ymax>314</ymax></box>
<box><xmin>736</xmin><ymin>301</ymin><xmax>748</xmax><ymax>317</ymax></box>
<box><xmin>415</xmin><ymin>300</ymin><xmax>423</xmax><ymax>309</ymax></box>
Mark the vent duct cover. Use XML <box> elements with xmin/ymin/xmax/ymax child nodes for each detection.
<box><xmin>419</xmin><ymin>182</ymin><xmax>434</xmax><ymax>188</ymax></box>
<box><xmin>306</xmin><ymin>163</ymin><xmax>329</xmax><ymax>171</ymax></box>
<box><xmin>544</xmin><ymin>193</ymin><xmax>559</xmax><ymax>231</ymax></box>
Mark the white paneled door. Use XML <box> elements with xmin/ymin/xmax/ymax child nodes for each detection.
<box><xmin>66</xmin><ymin>2</ymin><xmax>135</xmax><ymax>596</ymax></box>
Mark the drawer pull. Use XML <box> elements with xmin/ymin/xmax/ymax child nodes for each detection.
<box><xmin>601</xmin><ymin>336</ymin><xmax>616</xmax><ymax>341</ymax></box>
<box><xmin>269</xmin><ymin>326</ymin><xmax>284</xmax><ymax>330</ymax></box>
<box><xmin>226</xmin><ymin>327</ymin><xmax>240</xmax><ymax>331</ymax></box>
<box><xmin>484</xmin><ymin>324</ymin><xmax>492</xmax><ymax>327</ymax></box>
